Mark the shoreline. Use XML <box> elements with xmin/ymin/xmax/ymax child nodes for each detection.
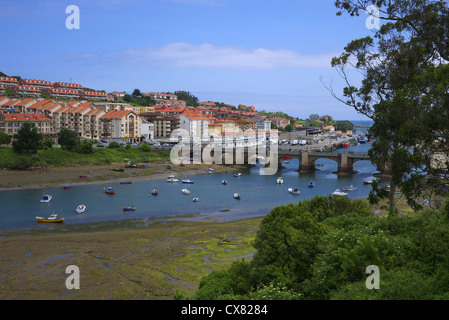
<box><xmin>0</xmin><ymin>162</ymin><xmax>250</xmax><ymax>192</ymax></box>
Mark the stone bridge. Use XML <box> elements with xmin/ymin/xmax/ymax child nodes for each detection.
<box><xmin>278</xmin><ymin>150</ymin><xmax>372</xmax><ymax>174</ymax></box>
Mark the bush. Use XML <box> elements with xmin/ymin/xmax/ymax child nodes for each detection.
<box><xmin>193</xmin><ymin>270</ymin><xmax>232</xmax><ymax>300</ymax></box>
<box><xmin>108</xmin><ymin>141</ymin><xmax>121</xmax><ymax>148</ymax></box>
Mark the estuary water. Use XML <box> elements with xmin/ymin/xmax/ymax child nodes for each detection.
<box><xmin>0</xmin><ymin>142</ymin><xmax>381</xmax><ymax>231</ymax></box>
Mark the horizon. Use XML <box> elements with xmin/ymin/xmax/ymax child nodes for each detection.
<box><xmin>1</xmin><ymin>0</ymin><xmax>375</xmax><ymax>121</ymax></box>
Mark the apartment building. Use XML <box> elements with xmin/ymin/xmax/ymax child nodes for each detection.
<box><xmin>141</xmin><ymin>112</ymin><xmax>180</xmax><ymax>139</ymax></box>
<box><xmin>99</xmin><ymin>110</ymin><xmax>142</xmax><ymax>141</ymax></box>
<box><xmin>0</xmin><ymin>112</ymin><xmax>54</xmax><ymax>136</ymax></box>
<box><xmin>179</xmin><ymin>109</ymin><xmax>215</xmax><ymax>138</ymax></box>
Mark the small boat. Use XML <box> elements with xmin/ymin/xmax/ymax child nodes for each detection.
<box><xmin>277</xmin><ymin>177</ymin><xmax>284</xmax><ymax>184</ymax></box>
<box><xmin>79</xmin><ymin>175</ymin><xmax>87</xmax><ymax>178</ymax></box>
<box><xmin>120</xmin><ymin>181</ymin><xmax>132</xmax><ymax>184</ymax></box>
<box><xmin>182</xmin><ymin>188</ymin><xmax>190</xmax><ymax>195</ymax></box>
<box><xmin>234</xmin><ymin>193</ymin><xmax>241</xmax><ymax>199</ymax></box>
<box><xmin>192</xmin><ymin>198</ymin><xmax>199</xmax><ymax>202</ymax></box>
<box><xmin>167</xmin><ymin>177</ymin><xmax>179</xmax><ymax>182</ymax></box>
<box><xmin>308</xmin><ymin>181</ymin><xmax>315</xmax><ymax>188</ymax></box>
<box><xmin>222</xmin><ymin>179</ymin><xmax>228</xmax><ymax>185</ymax></box>
<box><xmin>182</xmin><ymin>179</ymin><xmax>194</xmax><ymax>184</ymax></box>
<box><xmin>363</xmin><ymin>178</ymin><xmax>373</xmax><ymax>185</ymax></box>
<box><xmin>76</xmin><ymin>204</ymin><xmax>86</xmax><ymax>214</ymax></box>
<box><xmin>284</xmin><ymin>160</ymin><xmax>289</xmax><ymax>164</ymax></box>
<box><xmin>123</xmin><ymin>206</ymin><xmax>136</xmax><ymax>212</ymax></box>
<box><xmin>288</xmin><ymin>188</ymin><xmax>301</xmax><ymax>195</ymax></box>
<box><xmin>332</xmin><ymin>189</ymin><xmax>348</xmax><ymax>196</ymax></box>
<box><xmin>167</xmin><ymin>165</ymin><xmax>172</xmax><ymax>169</ymax></box>
<box><xmin>40</xmin><ymin>194</ymin><xmax>52</xmax><ymax>203</ymax></box>
<box><xmin>234</xmin><ymin>173</ymin><xmax>242</xmax><ymax>177</ymax></box>
<box><xmin>151</xmin><ymin>188</ymin><xmax>158</xmax><ymax>195</ymax></box>
<box><xmin>36</xmin><ymin>212</ymin><xmax>64</xmax><ymax>223</ymax></box>
<box><xmin>63</xmin><ymin>186</ymin><xmax>71</xmax><ymax>190</ymax></box>
<box><xmin>104</xmin><ymin>187</ymin><xmax>115</xmax><ymax>194</ymax></box>
<box><xmin>344</xmin><ymin>184</ymin><xmax>357</xmax><ymax>191</ymax></box>
<box><xmin>283</xmin><ymin>156</ymin><xmax>293</xmax><ymax>160</ymax></box>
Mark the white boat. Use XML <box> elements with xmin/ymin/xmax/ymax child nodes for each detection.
<box><xmin>288</xmin><ymin>188</ymin><xmax>301</xmax><ymax>195</ymax></box>
<box><xmin>277</xmin><ymin>177</ymin><xmax>284</xmax><ymax>184</ymax></box>
<box><xmin>222</xmin><ymin>179</ymin><xmax>228</xmax><ymax>185</ymax></box>
<box><xmin>344</xmin><ymin>184</ymin><xmax>357</xmax><ymax>191</ymax></box>
<box><xmin>167</xmin><ymin>177</ymin><xmax>179</xmax><ymax>182</ymax></box>
<box><xmin>234</xmin><ymin>193</ymin><xmax>241</xmax><ymax>199</ymax></box>
<box><xmin>308</xmin><ymin>181</ymin><xmax>315</xmax><ymax>188</ymax></box>
<box><xmin>182</xmin><ymin>188</ymin><xmax>190</xmax><ymax>195</ymax></box>
<box><xmin>332</xmin><ymin>189</ymin><xmax>348</xmax><ymax>196</ymax></box>
<box><xmin>363</xmin><ymin>178</ymin><xmax>373</xmax><ymax>184</ymax></box>
<box><xmin>192</xmin><ymin>198</ymin><xmax>199</xmax><ymax>202</ymax></box>
<box><xmin>76</xmin><ymin>204</ymin><xmax>86</xmax><ymax>214</ymax></box>
<box><xmin>182</xmin><ymin>179</ymin><xmax>194</xmax><ymax>184</ymax></box>
<box><xmin>40</xmin><ymin>194</ymin><xmax>52</xmax><ymax>203</ymax></box>
<box><xmin>234</xmin><ymin>173</ymin><xmax>242</xmax><ymax>177</ymax></box>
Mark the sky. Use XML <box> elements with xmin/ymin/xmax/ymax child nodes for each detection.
<box><xmin>0</xmin><ymin>0</ymin><xmax>376</xmax><ymax>120</ymax></box>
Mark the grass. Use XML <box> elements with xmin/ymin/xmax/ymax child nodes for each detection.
<box><xmin>0</xmin><ymin>146</ymin><xmax>171</xmax><ymax>169</ymax></box>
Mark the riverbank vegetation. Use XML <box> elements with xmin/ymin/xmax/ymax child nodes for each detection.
<box><xmin>0</xmin><ymin>144</ymin><xmax>170</xmax><ymax>170</ymax></box>
<box><xmin>183</xmin><ymin>195</ymin><xmax>449</xmax><ymax>300</ymax></box>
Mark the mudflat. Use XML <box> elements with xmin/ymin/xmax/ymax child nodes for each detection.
<box><xmin>0</xmin><ymin>215</ymin><xmax>262</xmax><ymax>300</ymax></box>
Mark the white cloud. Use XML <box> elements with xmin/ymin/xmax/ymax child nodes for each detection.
<box><xmin>78</xmin><ymin>42</ymin><xmax>339</xmax><ymax>70</ymax></box>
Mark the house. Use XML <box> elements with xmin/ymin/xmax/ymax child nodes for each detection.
<box><xmin>46</xmin><ymin>87</ymin><xmax>81</xmax><ymax>99</ymax></box>
<box><xmin>53</xmin><ymin>82</ymin><xmax>83</xmax><ymax>91</ymax></box>
<box><xmin>111</xmin><ymin>91</ymin><xmax>127</xmax><ymax>97</ymax></box>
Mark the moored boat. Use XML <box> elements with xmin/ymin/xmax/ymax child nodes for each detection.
<box><xmin>332</xmin><ymin>189</ymin><xmax>348</xmax><ymax>196</ymax></box>
<box><xmin>36</xmin><ymin>212</ymin><xmax>64</xmax><ymax>223</ymax></box>
<box><xmin>363</xmin><ymin>178</ymin><xmax>373</xmax><ymax>184</ymax></box>
<box><xmin>104</xmin><ymin>187</ymin><xmax>115</xmax><ymax>194</ymax></box>
<box><xmin>288</xmin><ymin>188</ymin><xmax>301</xmax><ymax>195</ymax></box>
<box><xmin>234</xmin><ymin>193</ymin><xmax>241</xmax><ymax>199</ymax></box>
<box><xmin>76</xmin><ymin>204</ymin><xmax>86</xmax><ymax>214</ymax></box>
<box><xmin>182</xmin><ymin>179</ymin><xmax>194</xmax><ymax>184</ymax></box>
<box><xmin>120</xmin><ymin>181</ymin><xmax>132</xmax><ymax>184</ymax></box>
<box><xmin>277</xmin><ymin>177</ymin><xmax>284</xmax><ymax>184</ymax></box>
<box><xmin>193</xmin><ymin>198</ymin><xmax>199</xmax><ymax>202</ymax></box>
<box><xmin>344</xmin><ymin>184</ymin><xmax>357</xmax><ymax>191</ymax></box>
<box><xmin>151</xmin><ymin>188</ymin><xmax>158</xmax><ymax>195</ymax></box>
<box><xmin>182</xmin><ymin>188</ymin><xmax>190</xmax><ymax>195</ymax></box>
<box><xmin>234</xmin><ymin>173</ymin><xmax>242</xmax><ymax>177</ymax></box>
<box><xmin>40</xmin><ymin>194</ymin><xmax>52</xmax><ymax>203</ymax></box>
<box><xmin>123</xmin><ymin>206</ymin><xmax>135</xmax><ymax>211</ymax></box>
<box><xmin>308</xmin><ymin>181</ymin><xmax>315</xmax><ymax>188</ymax></box>
<box><xmin>222</xmin><ymin>179</ymin><xmax>228</xmax><ymax>185</ymax></box>
<box><xmin>63</xmin><ymin>186</ymin><xmax>71</xmax><ymax>190</ymax></box>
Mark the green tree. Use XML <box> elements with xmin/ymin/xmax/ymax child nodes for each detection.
<box><xmin>0</xmin><ymin>132</ymin><xmax>11</xmax><ymax>145</ymax></box>
<box><xmin>12</xmin><ymin>122</ymin><xmax>43</xmax><ymax>153</ymax></box>
<box><xmin>173</xmin><ymin>91</ymin><xmax>199</xmax><ymax>107</ymax></box>
<box><xmin>284</xmin><ymin>124</ymin><xmax>293</xmax><ymax>132</ymax></box>
<box><xmin>58</xmin><ymin>128</ymin><xmax>80</xmax><ymax>151</ymax></box>
<box><xmin>329</xmin><ymin>0</ymin><xmax>449</xmax><ymax>213</ymax></box>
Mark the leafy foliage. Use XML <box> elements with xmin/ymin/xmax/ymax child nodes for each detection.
<box><xmin>12</xmin><ymin>122</ymin><xmax>43</xmax><ymax>154</ymax></box>
<box><xmin>190</xmin><ymin>195</ymin><xmax>449</xmax><ymax>300</ymax></box>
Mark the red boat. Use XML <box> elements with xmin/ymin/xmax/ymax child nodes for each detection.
<box><xmin>79</xmin><ymin>175</ymin><xmax>87</xmax><ymax>178</ymax></box>
<box><xmin>283</xmin><ymin>156</ymin><xmax>293</xmax><ymax>160</ymax></box>
<box><xmin>123</xmin><ymin>206</ymin><xmax>135</xmax><ymax>211</ymax></box>
<box><xmin>104</xmin><ymin>187</ymin><xmax>115</xmax><ymax>194</ymax></box>
<box><xmin>63</xmin><ymin>186</ymin><xmax>71</xmax><ymax>189</ymax></box>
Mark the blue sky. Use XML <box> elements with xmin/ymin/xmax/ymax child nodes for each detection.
<box><xmin>0</xmin><ymin>0</ymin><xmax>375</xmax><ymax>120</ymax></box>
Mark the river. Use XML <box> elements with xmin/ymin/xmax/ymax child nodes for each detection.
<box><xmin>0</xmin><ymin>140</ymin><xmax>383</xmax><ymax>231</ymax></box>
